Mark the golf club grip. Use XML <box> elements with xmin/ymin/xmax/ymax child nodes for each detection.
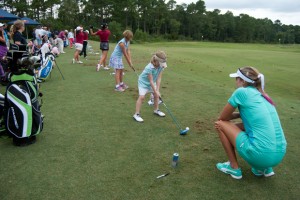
<box><xmin>131</xmin><ymin>65</ymin><xmax>136</xmax><ymax>72</ymax></box>
<box><xmin>159</xmin><ymin>96</ymin><xmax>163</xmax><ymax>103</ymax></box>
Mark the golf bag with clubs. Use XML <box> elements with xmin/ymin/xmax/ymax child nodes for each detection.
<box><xmin>37</xmin><ymin>52</ymin><xmax>55</xmax><ymax>81</ymax></box>
<box><xmin>2</xmin><ymin>44</ymin><xmax>44</xmax><ymax>146</ymax></box>
<box><xmin>32</xmin><ymin>41</ymin><xmax>56</xmax><ymax>81</ymax></box>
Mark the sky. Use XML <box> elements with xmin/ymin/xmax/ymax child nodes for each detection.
<box><xmin>174</xmin><ymin>0</ymin><xmax>300</xmax><ymax>25</ymax></box>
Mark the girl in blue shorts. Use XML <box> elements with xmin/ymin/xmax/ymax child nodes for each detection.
<box><xmin>133</xmin><ymin>51</ymin><xmax>167</xmax><ymax>122</ymax></box>
<box><xmin>109</xmin><ymin>30</ymin><xmax>133</xmax><ymax>92</ymax></box>
<box><xmin>215</xmin><ymin>66</ymin><xmax>287</xmax><ymax>179</ymax></box>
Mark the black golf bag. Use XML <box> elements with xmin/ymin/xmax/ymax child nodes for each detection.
<box><xmin>2</xmin><ymin>44</ymin><xmax>44</xmax><ymax>146</ymax></box>
<box><xmin>0</xmin><ymin>93</ymin><xmax>5</xmax><ymax>134</ymax></box>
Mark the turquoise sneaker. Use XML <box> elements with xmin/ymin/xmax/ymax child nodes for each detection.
<box><xmin>252</xmin><ymin>167</ymin><xmax>275</xmax><ymax>177</ymax></box>
<box><xmin>216</xmin><ymin>161</ymin><xmax>242</xmax><ymax>179</ymax></box>
<box><xmin>264</xmin><ymin>167</ymin><xmax>275</xmax><ymax>177</ymax></box>
<box><xmin>251</xmin><ymin>167</ymin><xmax>264</xmax><ymax>176</ymax></box>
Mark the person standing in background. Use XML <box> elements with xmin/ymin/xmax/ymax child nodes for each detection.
<box><xmin>3</xmin><ymin>23</ymin><xmax>10</xmax><ymax>49</ymax></box>
<box><xmin>35</xmin><ymin>25</ymin><xmax>43</xmax><ymax>48</ymax></box>
<box><xmin>0</xmin><ymin>23</ymin><xmax>8</xmax><ymax>79</ymax></box>
<box><xmin>72</xmin><ymin>26</ymin><xmax>84</xmax><ymax>64</ymax></box>
<box><xmin>79</xmin><ymin>30</ymin><xmax>89</xmax><ymax>59</ymax></box>
<box><xmin>90</xmin><ymin>23</ymin><xmax>111</xmax><ymax>71</ymax></box>
<box><xmin>68</xmin><ymin>29</ymin><xmax>74</xmax><ymax>49</ymax></box>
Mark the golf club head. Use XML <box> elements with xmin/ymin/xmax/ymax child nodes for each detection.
<box><xmin>180</xmin><ymin>129</ymin><xmax>189</xmax><ymax>135</ymax></box>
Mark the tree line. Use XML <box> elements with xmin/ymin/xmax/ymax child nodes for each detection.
<box><xmin>2</xmin><ymin>0</ymin><xmax>300</xmax><ymax>44</ymax></box>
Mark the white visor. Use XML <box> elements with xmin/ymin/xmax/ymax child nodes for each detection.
<box><xmin>229</xmin><ymin>69</ymin><xmax>255</xmax><ymax>83</ymax></box>
<box><xmin>154</xmin><ymin>55</ymin><xmax>167</xmax><ymax>68</ymax></box>
<box><xmin>160</xmin><ymin>62</ymin><xmax>167</xmax><ymax>68</ymax></box>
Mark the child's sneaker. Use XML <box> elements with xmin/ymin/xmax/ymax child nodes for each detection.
<box><xmin>121</xmin><ymin>83</ymin><xmax>129</xmax><ymax>89</ymax></box>
<box><xmin>216</xmin><ymin>161</ymin><xmax>242</xmax><ymax>179</ymax></box>
<box><xmin>72</xmin><ymin>58</ymin><xmax>75</xmax><ymax>64</ymax></box>
<box><xmin>148</xmin><ymin>99</ymin><xmax>163</xmax><ymax>106</ymax></box>
<box><xmin>96</xmin><ymin>64</ymin><xmax>101</xmax><ymax>71</ymax></box>
<box><xmin>103</xmin><ymin>66</ymin><xmax>110</xmax><ymax>70</ymax></box>
<box><xmin>148</xmin><ymin>100</ymin><xmax>154</xmax><ymax>106</ymax></box>
<box><xmin>77</xmin><ymin>61</ymin><xmax>83</xmax><ymax>64</ymax></box>
<box><xmin>154</xmin><ymin>110</ymin><xmax>165</xmax><ymax>117</ymax></box>
<box><xmin>133</xmin><ymin>113</ymin><xmax>144</xmax><ymax>122</ymax></box>
<box><xmin>115</xmin><ymin>86</ymin><xmax>125</xmax><ymax>92</ymax></box>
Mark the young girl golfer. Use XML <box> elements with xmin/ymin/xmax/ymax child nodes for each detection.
<box><xmin>133</xmin><ymin>51</ymin><xmax>167</xmax><ymax>122</ymax></box>
<box><xmin>109</xmin><ymin>30</ymin><xmax>133</xmax><ymax>92</ymax></box>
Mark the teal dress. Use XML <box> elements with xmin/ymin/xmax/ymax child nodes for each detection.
<box><xmin>109</xmin><ymin>38</ymin><xmax>129</xmax><ymax>69</ymax></box>
<box><xmin>228</xmin><ymin>86</ymin><xmax>287</xmax><ymax>169</ymax></box>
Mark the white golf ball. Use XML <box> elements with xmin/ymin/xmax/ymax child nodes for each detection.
<box><xmin>186</xmin><ymin>127</ymin><xmax>189</xmax><ymax>130</ymax></box>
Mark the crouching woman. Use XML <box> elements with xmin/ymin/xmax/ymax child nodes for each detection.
<box><xmin>214</xmin><ymin>66</ymin><xmax>287</xmax><ymax>179</ymax></box>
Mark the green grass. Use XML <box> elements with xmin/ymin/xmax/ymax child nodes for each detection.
<box><xmin>0</xmin><ymin>41</ymin><xmax>299</xmax><ymax>200</ymax></box>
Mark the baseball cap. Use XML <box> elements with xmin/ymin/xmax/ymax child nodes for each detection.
<box><xmin>0</xmin><ymin>23</ymin><xmax>4</xmax><ymax>27</ymax></box>
<box><xmin>76</xmin><ymin>26</ymin><xmax>83</xmax><ymax>31</ymax></box>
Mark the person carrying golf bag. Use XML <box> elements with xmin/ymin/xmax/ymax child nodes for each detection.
<box><xmin>133</xmin><ymin>51</ymin><xmax>167</xmax><ymax>122</ymax></box>
<box><xmin>3</xmin><ymin>44</ymin><xmax>43</xmax><ymax>146</ymax></box>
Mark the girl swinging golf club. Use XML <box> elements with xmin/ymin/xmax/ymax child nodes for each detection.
<box><xmin>133</xmin><ymin>51</ymin><xmax>167</xmax><ymax>122</ymax></box>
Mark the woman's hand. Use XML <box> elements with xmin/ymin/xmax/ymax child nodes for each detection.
<box><xmin>27</xmin><ymin>40</ymin><xmax>33</xmax><ymax>47</ymax></box>
<box><xmin>214</xmin><ymin>120</ymin><xmax>222</xmax><ymax>131</ymax></box>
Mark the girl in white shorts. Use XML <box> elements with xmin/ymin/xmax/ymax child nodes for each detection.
<box><xmin>133</xmin><ymin>51</ymin><xmax>168</xmax><ymax>122</ymax></box>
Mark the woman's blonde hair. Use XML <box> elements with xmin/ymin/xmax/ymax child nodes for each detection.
<box><xmin>239</xmin><ymin>66</ymin><xmax>275</xmax><ymax>105</ymax></box>
<box><xmin>239</xmin><ymin>66</ymin><xmax>261</xmax><ymax>90</ymax></box>
<box><xmin>11</xmin><ymin>20</ymin><xmax>24</xmax><ymax>38</ymax></box>
<box><xmin>123</xmin><ymin>30</ymin><xmax>133</xmax><ymax>40</ymax></box>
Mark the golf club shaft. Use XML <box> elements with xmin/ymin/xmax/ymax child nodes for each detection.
<box><xmin>130</xmin><ymin>65</ymin><xmax>139</xmax><ymax>77</ymax></box>
<box><xmin>160</xmin><ymin>97</ymin><xmax>182</xmax><ymax>130</ymax></box>
<box><xmin>54</xmin><ymin>60</ymin><xmax>65</xmax><ymax>80</ymax></box>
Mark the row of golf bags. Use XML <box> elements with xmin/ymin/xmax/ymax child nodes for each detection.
<box><xmin>0</xmin><ymin>44</ymin><xmax>45</xmax><ymax>146</ymax></box>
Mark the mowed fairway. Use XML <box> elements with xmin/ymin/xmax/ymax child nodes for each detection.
<box><xmin>0</xmin><ymin>41</ymin><xmax>299</xmax><ymax>200</ymax></box>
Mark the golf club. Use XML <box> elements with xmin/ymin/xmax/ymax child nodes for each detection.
<box><xmin>130</xmin><ymin>65</ymin><xmax>139</xmax><ymax>77</ymax></box>
<box><xmin>159</xmin><ymin>97</ymin><xmax>189</xmax><ymax>135</ymax></box>
<box><xmin>53</xmin><ymin>59</ymin><xmax>65</xmax><ymax>80</ymax></box>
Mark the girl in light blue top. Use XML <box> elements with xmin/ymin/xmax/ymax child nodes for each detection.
<box><xmin>215</xmin><ymin>66</ymin><xmax>287</xmax><ymax>179</ymax></box>
<box><xmin>109</xmin><ymin>30</ymin><xmax>133</xmax><ymax>92</ymax></box>
<box><xmin>133</xmin><ymin>51</ymin><xmax>167</xmax><ymax>122</ymax></box>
